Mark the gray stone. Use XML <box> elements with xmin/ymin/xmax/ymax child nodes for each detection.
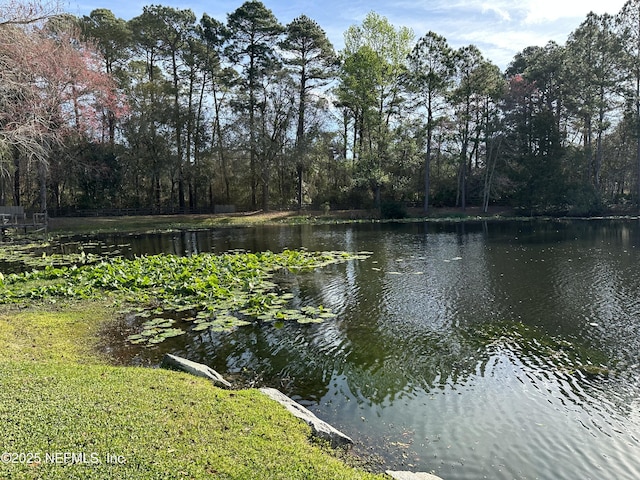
<box><xmin>259</xmin><ymin>387</ymin><xmax>353</xmax><ymax>448</ymax></box>
<box><xmin>161</xmin><ymin>353</ymin><xmax>232</xmax><ymax>388</ymax></box>
<box><xmin>385</xmin><ymin>471</ymin><xmax>444</xmax><ymax>480</ymax></box>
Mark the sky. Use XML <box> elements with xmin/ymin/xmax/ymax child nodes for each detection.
<box><xmin>66</xmin><ymin>0</ymin><xmax>630</xmax><ymax>69</ymax></box>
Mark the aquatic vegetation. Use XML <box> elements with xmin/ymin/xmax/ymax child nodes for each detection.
<box><xmin>0</xmin><ymin>240</ymin><xmax>123</xmax><ymax>273</ymax></box>
<box><xmin>127</xmin><ymin>317</ymin><xmax>186</xmax><ymax>345</ymax></box>
<box><xmin>0</xmin><ymin>250</ymin><xmax>371</xmax><ymax>346</ymax></box>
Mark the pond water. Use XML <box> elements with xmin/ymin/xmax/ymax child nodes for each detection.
<box><xmin>10</xmin><ymin>219</ymin><xmax>640</xmax><ymax>478</ymax></box>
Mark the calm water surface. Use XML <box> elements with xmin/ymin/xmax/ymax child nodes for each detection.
<box><xmin>32</xmin><ymin>220</ymin><xmax>640</xmax><ymax>478</ymax></box>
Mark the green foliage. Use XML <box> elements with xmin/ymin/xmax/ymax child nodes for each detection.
<box><xmin>71</xmin><ymin>141</ymin><xmax>124</xmax><ymax>209</ymax></box>
<box><xmin>0</xmin><ymin>250</ymin><xmax>371</xmax><ymax>346</ymax></box>
<box><xmin>81</xmin><ymin>8</ymin><xmax>132</xmax><ymax>81</ymax></box>
<box><xmin>564</xmin><ymin>183</ymin><xmax>604</xmax><ymax>216</ymax></box>
<box><xmin>380</xmin><ymin>200</ymin><xmax>407</xmax><ymax>219</ymax></box>
<box><xmin>0</xmin><ymin>260</ymin><xmax>383</xmax><ymax>478</ymax></box>
<box><xmin>337</xmin><ymin>12</ymin><xmax>414</xmax><ymax>207</ymax></box>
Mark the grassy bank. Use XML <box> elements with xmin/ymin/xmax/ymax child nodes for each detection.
<box><xmin>46</xmin><ymin>206</ymin><xmax>514</xmax><ymax>235</ymax></box>
<box><xmin>47</xmin><ymin>211</ymin><xmax>301</xmax><ymax>234</ymax></box>
<box><xmin>0</xmin><ymin>301</ymin><xmax>383</xmax><ymax>479</ymax></box>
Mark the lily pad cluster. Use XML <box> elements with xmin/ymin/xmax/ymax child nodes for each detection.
<box><xmin>0</xmin><ymin>240</ymin><xmax>121</xmax><ymax>272</ymax></box>
<box><xmin>127</xmin><ymin>317</ymin><xmax>186</xmax><ymax>345</ymax></box>
<box><xmin>0</xmin><ymin>249</ymin><xmax>371</xmax><ymax>346</ymax></box>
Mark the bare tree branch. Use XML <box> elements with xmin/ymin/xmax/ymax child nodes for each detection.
<box><xmin>0</xmin><ymin>0</ymin><xmax>60</xmax><ymax>27</ymax></box>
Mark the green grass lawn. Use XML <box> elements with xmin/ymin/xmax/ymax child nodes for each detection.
<box><xmin>0</xmin><ymin>302</ymin><xmax>384</xmax><ymax>479</ymax></box>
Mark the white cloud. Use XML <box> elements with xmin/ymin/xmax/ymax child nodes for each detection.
<box><xmin>389</xmin><ymin>0</ymin><xmax>634</xmax><ymax>68</ymax></box>
<box><xmin>481</xmin><ymin>3</ymin><xmax>512</xmax><ymax>22</ymax></box>
<box><xmin>522</xmin><ymin>0</ymin><xmax>627</xmax><ymax>23</ymax></box>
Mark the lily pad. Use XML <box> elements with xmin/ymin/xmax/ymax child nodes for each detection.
<box><xmin>192</xmin><ymin>322</ymin><xmax>212</xmax><ymax>332</ymax></box>
<box><xmin>297</xmin><ymin>317</ymin><xmax>324</xmax><ymax>324</ymax></box>
<box><xmin>158</xmin><ymin>328</ymin><xmax>185</xmax><ymax>339</ymax></box>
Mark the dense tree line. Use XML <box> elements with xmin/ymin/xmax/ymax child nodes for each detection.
<box><xmin>3</xmin><ymin>0</ymin><xmax>640</xmax><ymax>216</ymax></box>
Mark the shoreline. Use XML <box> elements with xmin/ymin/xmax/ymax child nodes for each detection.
<box><xmin>45</xmin><ymin>206</ymin><xmax>640</xmax><ymax>236</ymax></box>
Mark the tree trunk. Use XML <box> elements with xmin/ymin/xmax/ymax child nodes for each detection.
<box><xmin>424</xmin><ymin>97</ymin><xmax>433</xmax><ymax>214</ymax></box>
<box><xmin>38</xmin><ymin>161</ymin><xmax>47</xmax><ymax>214</ymax></box>
<box><xmin>296</xmin><ymin>164</ymin><xmax>303</xmax><ymax>210</ymax></box>
<box><xmin>482</xmin><ymin>137</ymin><xmax>501</xmax><ymax>213</ymax></box>
<box><xmin>261</xmin><ymin>167</ymin><xmax>269</xmax><ymax>212</ymax></box>
<box><xmin>295</xmin><ymin>70</ymin><xmax>307</xmax><ymax>210</ymax></box>
<box><xmin>13</xmin><ymin>147</ymin><xmax>20</xmax><ymax>206</ymax></box>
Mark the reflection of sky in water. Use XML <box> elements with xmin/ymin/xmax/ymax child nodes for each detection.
<box><xmin>48</xmin><ymin>220</ymin><xmax>640</xmax><ymax>479</ymax></box>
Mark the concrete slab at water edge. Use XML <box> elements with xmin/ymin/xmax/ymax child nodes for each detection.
<box><xmin>259</xmin><ymin>387</ymin><xmax>353</xmax><ymax>448</ymax></box>
<box><xmin>161</xmin><ymin>353</ymin><xmax>232</xmax><ymax>387</ymax></box>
